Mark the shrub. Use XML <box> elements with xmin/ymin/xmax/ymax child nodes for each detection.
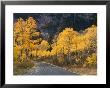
<box><xmin>85</xmin><ymin>53</ymin><xmax>97</xmax><ymax>67</ymax></box>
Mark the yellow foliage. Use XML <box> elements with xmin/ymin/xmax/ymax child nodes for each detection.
<box><xmin>14</xmin><ymin>17</ymin><xmax>41</xmax><ymax>62</ymax></box>
<box><xmin>32</xmin><ymin>32</ymin><xmax>40</xmax><ymax>36</ymax></box>
<box><xmin>14</xmin><ymin>16</ymin><xmax>97</xmax><ymax>67</ymax></box>
<box><xmin>84</xmin><ymin>25</ymin><xmax>97</xmax><ymax>40</ymax></box>
<box><xmin>38</xmin><ymin>40</ymin><xmax>49</xmax><ymax>51</ymax></box>
<box><xmin>31</xmin><ymin>50</ymin><xmax>36</xmax><ymax>57</ymax></box>
<box><xmin>14</xmin><ymin>46</ymin><xmax>19</xmax><ymax>62</ymax></box>
<box><xmin>26</xmin><ymin>17</ymin><xmax>37</xmax><ymax>29</ymax></box>
<box><xmin>58</xmin><ymin>57</ymin><xmax>64</xmax><ymax>63</ymax></box>
<box><xmin>52</xmin><ymin>28</ymin><xmax>79</xmax><ymax>55</ymax></box>
<box><xmin>85</xmin><ymin>53</ymin><xmax>97</xmax><ymax>66</ymax></box>
<box><xmin>22</xmin><ymin>53</ymin><xmax>26</xmax><ymax>61</ymax></box>
<box><xmin>30</xmin><ymin>42</ymin><xmax>36</xmax><ymax>49</ymax></box>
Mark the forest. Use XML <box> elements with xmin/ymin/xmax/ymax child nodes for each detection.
<box><xmin>13</xmin><ymin>14</ymin><xmax>97</xmax><ymax>75</ymax></box>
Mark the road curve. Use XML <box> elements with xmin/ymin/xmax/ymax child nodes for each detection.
<box><xmin>25</xmin><ymin>62</ymin><xmax>78</xmax><ymax>75</ymax></box>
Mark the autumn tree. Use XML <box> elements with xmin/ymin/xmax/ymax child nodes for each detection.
<box><xmin>50</xmin><ymin>25</ymin><xmax>96</xmax><ymax>66</ymax></box>
<box><xmin>73</xmin><ymin>25</ymin><xmax>97</xmax><ymax>66</ymax></box>
<box><xmin>14</xmin><ymin>18</ymin><xmax>25</xmax><ymax>62</ymax></box>
<box><xmin>14</xmin><ymin>16</ymin><xmax>97</xmax><ymax>69</ymax></box>
<box><xmin>37</xmin><ymin>40</ymin><xmax>50</xmax><ymax>59</ymax></box>
<box><xmin>51</xmin><ymin>28</ymin><xmax>79</xmax><ymax>65</ymax></box>
<box><xmin>14</xmin><ymin>17</ymin><xmax>41</xmax><ymax>62</ymax></box>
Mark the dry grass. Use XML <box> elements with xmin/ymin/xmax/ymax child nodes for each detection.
<box><xmin>13</xmin><ymin>60</ymin><xmax>34</xmax><ymax>75</ymax></box>
<box><xmin>64</xmin><ymin>65</ymin><xmax>97</xmax><ymax>75</ymax></box>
